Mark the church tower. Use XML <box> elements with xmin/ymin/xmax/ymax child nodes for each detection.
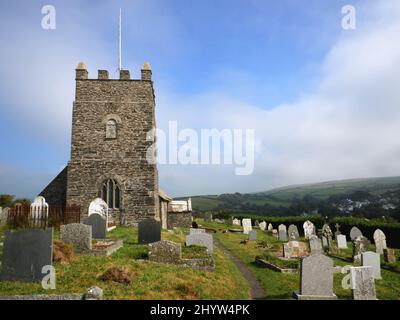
<box><xmin>65</xmin><ymin>62</ymin><xmax>159</xmax><ymax>225</ymax></box>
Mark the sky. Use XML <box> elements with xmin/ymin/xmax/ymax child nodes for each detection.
<box><xmin>1</xmin><ymin>0</ymin><xmax>400</xmax><ymax>198</ymax></box>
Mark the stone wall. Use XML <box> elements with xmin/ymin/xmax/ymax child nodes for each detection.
<box><xmin>167</xmin><ymin>212</ymin><xmax>192</xmax><ymax>229</ymax></box>
<box><xmin>65</xmin><ymin>67</ymin><xmax>159</xmax><ymax>226</ymax></box>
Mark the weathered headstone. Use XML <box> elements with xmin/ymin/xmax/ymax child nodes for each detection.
<box><xmin>268</xmin><ymin>223</ymin><xmax>273</xmax><ymax>231</ymax></box>
<box><xmin>254</xmin><ymin>220</ymin><xmax>260</xmax><ymax>227</ymax></box>
<box><xmin>186</xmin><ymin>233</ymin><xmax>213</xmax><ymax>255</ymax></box>
<box><xmin>334</xmin><ymin>223</ymin><xmax>341</xmax><ymax>239</ymax></box>
<box><xmin>0</xmin><ymin>207</ymin><xmax>9</xmax><ymax>226</ymax></box>
<box><xmin>288</xmin><ymin>224</ymin><xmax>300</xmax><ymax>240</ymax></box>
<box><xmin>190</xmin><ymin>228</ymin><xmax>206</xmax><ymax>235</ymax></box>
<box><xmin>322</xmin><ymin>224</ymin><xmax>333</xmax><ymax>251</ymax></box>
<box><xmin>242</xmin><ymin>219</ymin><xmax>252</xmax><ymax>234</ymax></box>
<box><xmin>294</xmin><ymin>254</ymin><xmax>337</xmax><ymax>300</ymax></box>
<box><xmin>309</xmin><ymin>235</ymin><xmax>323</xmax><ymax>254</ymax></box>
<box><xmin>373</xmin><ymin>229</ymin><xmax>387</xmax><ymax>255</ymax></box>
<box><xmin>138</xmin><ymin>218</ymin><xmax>161</xmax><ymax>244</ymax></box>
<box><xmin>60</xmin><ymin>223</ymin><xmax>92</xmax><ymax>252</ymax></box>
<box><xmin>283</xmin><ymin>241</ymin><xmax>308</xmax><ymax>259</ymax></box>
<box><xmin>259</xmin><ymin>221</ymin><xmax>267</xmax><ymax>231</ymax></box>
<box><xmin>248</xmin><ymin>230</ymin><xmax>257</xmax><ymax>241</ymax></box>
<box><xmin>149</xmin><ymin>240</ymin><xmax>182</xmax><ymax>264</ymax></box>
<box><xmin>30</xmin><ymin>196</ymin><xmax>49</xmax><ymax>223</ymax></box>
<box><xmin>88</xmin><ymin>198</ymin><xmax>108</xmax><ymax>219</ymax></box>
<box><xmin>336</xmin><ymin>234</ymin><xmax>347</xmax><ymax>249</ymax></box>
<box><xmin>0</xmin><ymin>228</ymin><xmax>53</xmax><ymax>282</ymax></box>
<box><xmin>350</xmin><ymin>266</ymin><xmax>377</xmax><ymax>300</ymax></box>
<box><xmin>350</xmin><ymin>226</ymin><xmax>363</xmax><ymax>241</ymax></box>
<box><xmin>204</xmin><ymin>212</ymin><xmax>213</xmax><ymax>222</ymax></box>
<box><xmin>272</xmin><ymin>229</ymin><xmax>278</xmax><ymax>238</ymax></box>
<box><xmin>353</xmin><ymin>236</ymin><xmax>370</xmax><ymax>262</ymax></box>
<box><xmin>84</xmin><ymin>213</ymin><xmax>107</xmax><ymax>239</ymax></box>
<box><xmin>278</xmin><ymin>224</ymin><xmax>287</xmax><ymax>241</ymax></box>
<box><xmin>303</xmin><ymin>220</ymin><xmax>315</xmax><ymax>239</ymax></box>
<box><xmin>384</xmin><ymin>248</ymin><xmax>397</xmax><ymax>264</ymax></box>
<box><xmin>361</xmin><ymin>251</ymin><xmax>381</xmax><ymax>280</ymax></box>
<box><xmin>232</xmin><ymin>218</ymin><xmax>241</xmax><ymax>226</ymax></box>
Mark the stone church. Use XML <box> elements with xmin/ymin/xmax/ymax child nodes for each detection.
<box><xmin>40</xmin><ymin>62</ymin><xmax>191</xmax><ymax>228</ymax></box>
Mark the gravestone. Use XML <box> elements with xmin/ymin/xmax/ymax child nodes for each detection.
<box><xmin>186</xmin><ymin>233</ymin><xmax>213</xmax><ymax>255</ymax></box>
<box><xmin>232</xmin><ymin>218</ymin><xmax>241</xmax><ymax>226</ymax></box>
<box><xmin>322</xmin><ymin>236</ymin><xmax>328</xmax><ymax>248</ymax></box>
<box><xmin>88</xmin><ymin>198</ymin><xmax>108</xmax><ymax>219</ymax></box>
<box><xmin>336</xmin><ymin>235</ymin><xmax>347</xmax><ymax>249</ymax></box>
<box><xmin>190</xmin><ymin>228</ymin><xmax>206</xmax><ymax>235</ymax></box>
<box><xmin>303</xmin><ymin>220</ymin><xmax>315</xmax><ymax>239</ymax></box>
<box><xmin>334</xmin><ymin>223</ymin><xmax>341</xmax><ymax>239</ymax></box>
<box><xmin>384</xmin><ymin>249</ymin><xmax>396</xmax><ymax>264</ymax></box>
<box><xmin>373</xmin><ymin>229</ymin><xmax>387</xmax><ymax>255</ymax></box>
<box><xmin>60</xmin><ymin>223</ymin><xmax>92</xmax><ymax>252</ymax></box>
<box><xmin>259</xmin><ymin>221</ymin><xmax>267</xmax><ymax>231</ymax></box>
<box><xmin>361</xmin><ymin>251</ymin><xmax>381</xmax><ymax>280</ymax></box>
<box><xmin>350</xmin><ymin>226</ymin><xmax>363</xmax><ymax>241</ymax></box>
<box><xmin>309</xmin><ymin>235</ymin><xmax>323</xmax><ymax>254</ymax></box>
<box><xmin>84</xmin><ymin>213</ymin><xmax>107</xmax><ymax>239</ymax></box>
<box><xmin>255</xmin><ymin>220</ymin><xmax>260</xmax><ymax>227</ymax></box>
<box><xmin>1</xmin><ymin>228</ymin><xmax>53</xmax><ymax>282</ymax></box>
<box><xmin>149</xmin><ymin>241</ymin><xmax>182</xmax><ymax>264</ymax></box>
<box><xmin>350</xmin><ymin>266</ymin><xmax>376</xmax><ymax>300</ymax></box>
<box><xmin>248</xmin><ymin>230</ymin><xmax>257</xmax><ymax>241</ymax></box>
<box><xmin>283</xmin><ymin>241</ymin><xmax>308</xmax><ymax>259</ymax></box>
<box><xmin>353</xmin><ymin>236</ymin><xmax>370</xmax><ymax>262</ymax></box>
<box><xmin>204</xmin><ymin>212</ymin><xmax>213</xmax><ymax>222</ymax></box>
<box><xmin>138</xmin><ymin>218</ymin><xmax>161</xmax><ymax>244</ymax></box>
<box><xmin>242</xmin><ymin>219</ymin><xmax>252</xmax><ymax>234</ymax></box>
<box><xmin>268</xmin><ymin>223</ymin><xmax>273</xmax><ymax>231</ymax></box>
<box><xmin>294</xmin><ymin>254</ymin><xmax>337</xmax><ymax>300</ymax></box>
<box><xmin>322</xmin><ymin>224</ymin><xmax>333</xmax><ymax>250</ymax></box>
<box><xmin>288</xmin><ymin>224</ymin><xmax>300</xmax><ymax>240</ymax></box>
<box><xmin>278</xmin><ymin>224</ymin><xmax>287</xmax><ymax>241</ymax></box>
<box><xmin>272</xmin><ymin>229</ymin><xmax>279</xmax><ymax>238</ymax></box>
<box><xmin>0</xmin><ymin>207</ymin><xmax>9</xmax><ymax>226</ymax></box>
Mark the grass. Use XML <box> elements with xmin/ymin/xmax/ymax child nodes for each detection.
<box><xmin>200</xmin><ymin>219</ymin><xmax>400</xmax><ymax>300</ymax></box>
<box><xmin>0</xmin><ymin>226</ymin><xmax>250</xmax><ymax>300</ymax></box>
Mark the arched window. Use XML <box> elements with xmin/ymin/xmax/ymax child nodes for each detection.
<box><xmin>100</xmin><ymin>179</ymin><xmax>121</xmax><ymax>209</ymax></box>
<box><xmin>106</xmin><ymin>119</ymin><xmax>117</xmax><ymax>139</ymax></box>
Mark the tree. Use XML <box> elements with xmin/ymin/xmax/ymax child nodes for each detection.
<box><xmin>0</xmin><ymin>194</ymin><xmax>15</xmax><ymax>207</ymax></box>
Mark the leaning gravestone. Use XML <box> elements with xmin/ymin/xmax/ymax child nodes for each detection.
<box><xmin>309</xmin><ymin>235</ymin><xmax>323</xmax><ymax>254</ymax></box>
<box><xmin>283</xmin><ymin>241</ymin><xmax>308</xmax><ymax>259</ymax></box>
<box><xmin>60</xmin><ymin>223</ymin><xmax>92</xmax><ymax>252</ymax></box>
<box><xmin>248</xmin><ymin>230</ymin><xmax>257</xmax><ymax>241</ymax></box>
<box><xmin>84</xmin><ymin>213</ymin><xmax>107</xmax><ymax>239</ymax></box>
<box><xmin>350</xmin><ymin>266</ymin><xmax>377</xmax><ymax>300</ymax></box>
<box><xmin>373</xmin><ymin>229</ymin><xmax>387</xmax><ymax>255</ymax></box>
<box><xmin>259</xmin><ymin>221</ymin><xmax>267</xmax><ymax>231</ymax></box>
<box><xmin>186</xmin><ymin>233</ymin><xmax>213</xmax><ymax>255</ymax></box>
<box><xmin>384</xmin><ymin>249</ymin><xmax>397</xmax><ymax>264</ymax></box>
<box><xmin>242</xmin><ymin>219</ymin><xmax>252</xmax><ymax>234</ymax></box>
<box><xmin>294</xmin><ymin>254</ymin><xmax>337</xmax><ymax>300</ymax></box>
<box><xmin>288</xmin><ymin>224</ymin><xmax>300</xmax><ymax>240</ymax></box>
<box><xmin>337</xmin><ymin>234</ymin><xmax>348</xmax><ymax>249</ymax></box>
<box><xmin>149</xmin><ymin>240</ymin><xmax>182</xmax><ymax>264</ymax></box>
<box><xmin>353</xmin><ymin>236</ymin><xmax>370</xmax><ymax>262</ymax></box>
<box><xmin>350</xmin><ymin>226</ymin><xmax>363</xmax><ymax>241</ymax></box>
<box><xmin>303</xmin><ymin>220</ymin><xmax>315</xmax><ymax>239</ymax></box>
<box><xmin>278</xmin><ymin>224</ymin><xmax>287</xmax><ymax>241</ymax></box>
<box><xmin>1</xmin><ymin>228</ymin><xmax>53</xmax><ymax>282</ymax></box>
<box><xmin>361</xmin><ymin>251</ymin><xmax>382</xmax><ymax>280</ymax></box>
<box><xmin>138</xmin><ymin>218</ymin><xmax>161</xmax><ymax>244</ymax></box>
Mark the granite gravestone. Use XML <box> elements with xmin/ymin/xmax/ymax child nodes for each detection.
<box><xmin>350</xmin><ymin>226</ymin><xmax>363</xmax><ymax>241</ymax></box>
<box><xmin>309</xmin><ymin>235</ymin><xmax>323</xmax><ymax>254</ymax></box>
<box><xmin>350</xmin><ymin>266</ymin><xmax>377</xmax><ymax>300</ymax></box>
<box><xmin>248</xmin><ymin>230</ymin><xmax>257</xmax><ymax>241</ymax></box>
<box><xmin>84</xmin><ymin>213</ymin><xmax>107</xmax><ymax>239</ymax></box>
<box><xmin>353</xmin><ymin>236</ymin><xmax>370</xmax><ymax>262</ymax></box>
<box><xmin>242</xmin><ymin>219</ymin><xmax>252</xmax><ymax>234</ymax></box>
<box><xmin>361</xmin><ymin>251</ymin><xmax>382</xmax><ymax>279</ymax></box>
<box><xmin>60</xmin><ymin>223</ymin><xmax>92</xmax><ymax>252</ymax></box>
<box><xmin>288</xmin><ymin>225</ymin><xmax>300</xmax><ymax>240</ymax></box>
<box><xmin>303</xmin><ymin>220</ymin><xmax>315</xmax><ymax>239</ymax></box>
<box><xmin>186</xmin><ymin>233</ymin><xmax>213</xmax><ymax>255</ymax></box>
<box><xmin>149</xmin><ymin>240</ymin><xmax>182</xmax><ymax>264</ymax></box>
<box><xmin>278</xmin><ymin>224</ymin><xmax>287</xmax><ymax>241</ymax></box>
<box><xmin>373</xmin><ymin>229</ymin><xmax>387</xmax><ymax>255</ymax></box>
<box><xmin>138</xmin><ymin>218</ymin><xmax>161</xmax><ymax>244</ymax></box>
<box><xmin>283</xmin><ymin>241</ymin><xmax>308</xmax><ymax>259</ymax></box>
<box><xmin>294</xmin><ymin>254</ymin><xmax>337</xmax><ymax>300</ymax></box>
<box><xmin>1</xmin><ymin>228</ymin><xmax>53</xmax><ymax>282</ymax></box>
<box><xmin>336</xmin><ymin>234</ymin><xmax>348</xmax><ymax>249</ymax></box>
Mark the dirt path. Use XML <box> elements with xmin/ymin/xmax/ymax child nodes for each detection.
<box><xmin>214</xmin><ymin>239</ymin><xmax>266</xmax><ymax>300</ymax></box>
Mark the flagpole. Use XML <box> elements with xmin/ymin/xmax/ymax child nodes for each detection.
<box><xmin>118</xmin><ymin>8</ymin><xmax>122</xmax><ymax>72</ymax></box>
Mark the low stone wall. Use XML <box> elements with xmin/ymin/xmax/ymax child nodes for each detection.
<box><xmin>167</xmin><ymin>212</ymin><xmax>192</xmax><ymax>229</ymax></box>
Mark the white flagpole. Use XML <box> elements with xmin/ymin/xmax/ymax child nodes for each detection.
<box><xmin>118</xmin><ymin>8</ymin><xmax>122</xmax><ymax>72</ymax></box>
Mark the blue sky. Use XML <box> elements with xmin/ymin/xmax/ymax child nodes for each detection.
<box><xmin>1</xmin><ymin>0</ymin><xmax>400</xmax><ymax>198</ymax></box>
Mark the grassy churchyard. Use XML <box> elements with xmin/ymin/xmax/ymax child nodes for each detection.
<box><xmin>0</xmin><ymin>226</ymin><xmax>249</xmax><ymax>300</ymax></box>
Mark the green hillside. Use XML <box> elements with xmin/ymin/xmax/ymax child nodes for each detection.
<box><xmin>185</xmin><ymin>176</ymin><xmax>400</xmax><ymax>213</ymax></box>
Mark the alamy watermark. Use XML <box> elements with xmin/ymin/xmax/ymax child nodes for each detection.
<box><xmin>146</xmin><ymin>121</ymin><xmax>255</xmax><ymax>176</ymax></box>
<box><xmin>341</xmin><ymin>5</ymin><xmax>356</xmax><ymax>30</ymax></box>
<box><xmin>41</xmin><ymin>5</ymin><xmax>56</xmax><ymax>30</ymax></box>
<box><xmin>41</xmin><ymin>265</ymin><xmax>56</xmax><ymax>290</ymax></box>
